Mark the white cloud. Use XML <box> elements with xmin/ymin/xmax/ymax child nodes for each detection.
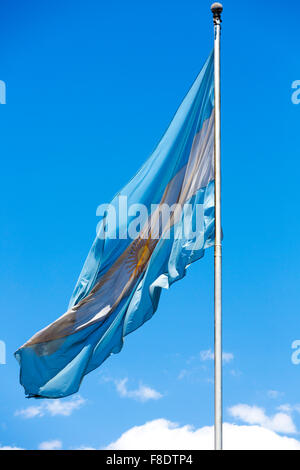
<box><xmin>178</xmin><ymin>369</ymin><xmax>189</xmax><ymax>380</ymax></box>
<box><xmin>15</xmin><ymin>405</ymin><xmax>43</xmax><ymax>419</ymax></box>
<box><xmin>15</xmin><ymin>405</ymin><xmax>44</xmax><ymax>419</ymax></box>
<box><xmin>277</xmin><ymin>404</ymin><xmax>293</xmax><ymax>413</ymax></box>
<box><xmin>45</xmin><ymin>396</ymin><xmax>85</xmax><ymax>416</ymax></box>
<box><xmin>105</xmin><ymin>418</ymin><xmax>300</xmax><ymax>451</ymax></box>
<box><xmin>15</xmin><ymin>395</ymin><xmax>86</xmax><ymax>419</ymax></box>
<box><xmin>0</xmin><ymin>441</ymin><xmax>62</xmax><ymax>451</ymax></box>
<box><xmin>200</xmin><ymin>349</ymin><xmax>214</xmax><ymax>361</ymax></box>
<box><xmin>0</xmin><ymin>445</ymin><xmax>23</xmax><ymax>450</ymax></box>
<box><xmin>228</xmin><ymin>404</ymin><xmax>297</xmax><ymax>434</ymax></box>
<box><xmin>115</xmin><ymin>378</ymin><xmax>162</xmax><ymax>403</ymax></box>
<box><xmin>277</xmin><ymin>403</ymin><xmax>300</xmax><ymax>414</ymax></box>
<box><xmin>38</xmin><ymin>440</ymin><xmax>62</xmax><ymax>450</ymax></box>
<box><xmin>199</xmin><ymin>349</ymin><xmax>234</xmax><ymax>364</ymax></box>
<box><xmin>230</xmin><ymin>369</ymin><xmax>242</xmax><ymax>377</ymax></box>
<box><xmin>222</xmin><ymin>352</ymin><xmax>234</xmax><ymax>364</ymax></box>
<box><xmin>268</xmin><ymin>390</ymin><xmax>283</xmax><ymax>399</ymax></box>
<box><xmin>76</xmin><ymin>445</ymin><xmax>97</xmax><ymax>450</ymax></box>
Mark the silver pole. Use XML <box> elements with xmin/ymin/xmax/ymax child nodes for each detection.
<box><xmin>211</xmin><ymin>2</ymin><xmax>223</xmax><ymax>451</ymax></box>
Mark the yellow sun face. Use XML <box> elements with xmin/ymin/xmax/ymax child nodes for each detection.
<box><xmin>126</xmin><ymin>237</ymin><xmax>156</xmax><ymax>277</ymax></box>
<box><xmin>136</xmin><ymin>245</ymin><xmax>150</xmax><ymax>269</ymax></box>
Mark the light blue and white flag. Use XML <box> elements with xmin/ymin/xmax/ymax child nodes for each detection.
<box><xmin>15</xmin><ymin>52</ymin><xmax>215</xmax><ymax>398</ymax></box>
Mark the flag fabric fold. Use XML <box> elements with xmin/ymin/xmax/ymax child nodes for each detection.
<box><xmin>15</xmin><ymin>52</ymin><xmax>215</xmax><ymax>398</ymax></box>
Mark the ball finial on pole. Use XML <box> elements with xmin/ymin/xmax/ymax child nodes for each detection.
<box><xmin>211</xmin><ymin>2</ymin><xmax>223</xmax><ymax>21</ymax></box>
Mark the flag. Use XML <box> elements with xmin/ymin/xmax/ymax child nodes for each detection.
<box><xmin>15</xmin><ymin>52</ymin><xmax>215</xmax><ymax>398</ymax></box>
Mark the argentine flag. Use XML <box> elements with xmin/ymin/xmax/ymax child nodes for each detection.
<box><xmin>16</xmin><ymin>52</ymin><xmax>215</xmax><ymax>398</ymax></box>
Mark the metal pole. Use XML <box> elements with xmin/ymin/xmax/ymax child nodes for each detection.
<box><xmin>211</xmin><ymin>2</ymin><xmax>223</xmax><ymax>451</ymax></box>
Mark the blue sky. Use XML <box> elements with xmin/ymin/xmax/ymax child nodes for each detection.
<box><xmin>1</xmin><ymin>0</ymin><xmax>300</xmax><ymax>450</ymax></box>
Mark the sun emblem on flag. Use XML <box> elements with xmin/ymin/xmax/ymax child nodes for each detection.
<box><xmin>126</xmin><ymin>236</ymin><xmax>157</xmax><ymax>277</ymax></box>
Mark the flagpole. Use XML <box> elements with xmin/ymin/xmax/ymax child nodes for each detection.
<box><xmin>211</xmin><ymin>2</ymin><xmax>223</xmax><ymax>451</ymax></box>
